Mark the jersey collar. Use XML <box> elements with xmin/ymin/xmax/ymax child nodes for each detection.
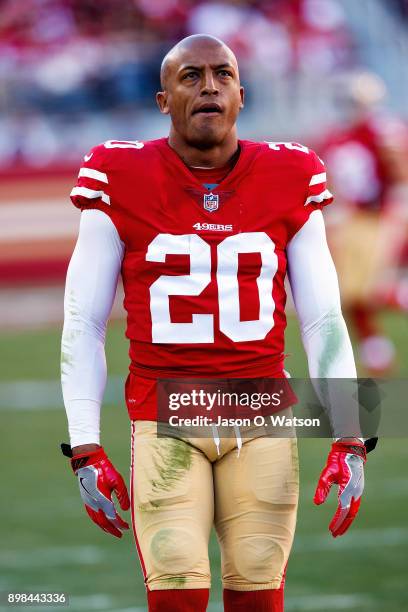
<box><xmin>156</xmin><ymin>137</ymin><xmax>260</xmax><ymax>193</ymax></box>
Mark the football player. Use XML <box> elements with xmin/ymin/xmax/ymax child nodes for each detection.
<box><xmin>61</xmin><ymin>35</ymin><xmax>371</xmax><ymax>612</ymax></box>
<box><xmin>319</xmin><ymin>71</ymin><xmax>408</xmax><ymax>374</ymax></box>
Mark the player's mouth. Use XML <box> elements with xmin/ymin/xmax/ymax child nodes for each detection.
<box><xmin>192</xmin><ymin>103</ymin><xmax>223</xmax><ymax>116</ymax></box>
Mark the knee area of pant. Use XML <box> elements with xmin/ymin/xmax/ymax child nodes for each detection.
<box><xmin>233</xmin><ymin>536</ymin><xmax>285</xmax><ymax>584</ymax></box>
<box><xmin>150</xmin><ymin>528</ymin><xmax>201</xmax><ymax>574</ymax></box>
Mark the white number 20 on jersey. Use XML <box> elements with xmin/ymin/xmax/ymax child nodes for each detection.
<box><xmin>146</xmin><ymin>233</ymin><xmax>278</xmax><ymax>343</ymax></box>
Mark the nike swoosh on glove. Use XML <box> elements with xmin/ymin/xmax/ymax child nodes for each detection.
<box><xmin>71</xmin><ymin>447</ymin><xmax>130</xmax><ymax>538</ymax></box>
<box><xmin>314</xmin><ymin>440</ymin><xmax>366</xmax><ymax>538</ymax></box>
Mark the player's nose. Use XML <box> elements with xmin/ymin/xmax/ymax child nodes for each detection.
<box><xmin>200</xmin><ymin>68</ymin><xmax>219</xmax><ymax>95</ymax></box>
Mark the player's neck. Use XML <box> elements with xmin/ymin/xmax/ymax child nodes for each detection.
<box><xmin>167</xmin><ymin>129</ymin><xmax>239</xmax><ymax>168</ymax></box>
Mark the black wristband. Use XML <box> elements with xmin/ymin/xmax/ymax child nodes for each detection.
<box><xmin>364</xmin><ymin>437</ymin><xmax>378</xmax><ymax>453</ymax></box>
<box><xmin>60</xmin><ymin>443</ymin><xmax>73</xmax><ymax>458</ymax></box>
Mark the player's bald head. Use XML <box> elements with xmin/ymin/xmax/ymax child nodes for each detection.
<box><xmin>160</xmin><ymin>34</ymin><xmax>239</xmax><ymax>89</ymax></box>
<box><xmin>157</xmin><ymin>34</ymin><xmax>244</xmax><ymax>152</ymax></box>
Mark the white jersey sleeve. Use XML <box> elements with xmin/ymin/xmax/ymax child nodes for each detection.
<box><xmin>61</xmin><ymin>209</ymin><xmax>125</xmax><ymax>448</ymax></box>
<box><xmin>287</xmin><ymin>209</ymin><xmax>356</xmax><ymax>378</ymax></box>
<box><xmin>287</xmin><ymin>210</ymin><xmax>361</xmax><ymax>439</ymax></box>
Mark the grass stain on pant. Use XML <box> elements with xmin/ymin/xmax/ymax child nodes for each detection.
<box><xmin>151</xmin><ymin>437</ymin><xmax>193</xmax><ymax>493</ymax></box>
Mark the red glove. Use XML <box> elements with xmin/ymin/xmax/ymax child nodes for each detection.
<box><xmin>70</xmin><ymin>447</ymin><xmax>130</xmax><ymax>538</ymax></box>
<box><xmin>314</xmin><ymin>440</ymin><xmax>366</xmax><ymax>538</ymax></box>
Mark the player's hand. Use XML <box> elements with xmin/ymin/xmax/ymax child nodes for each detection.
<box><xmin>70</xmin><ymin>446</ymin><xmax>130</xmax><ymax>538</ymax></box>
<box><xmin>314</xmin><ymin>440</ymin><xmax>366</xmax><ymax>538</ymax></box>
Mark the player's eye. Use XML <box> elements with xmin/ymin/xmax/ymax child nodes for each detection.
<box><xmin>182</xmin><ymin>71</ymin><xmax>199</xmax><ymax>81</ymax></box>
<box><xmin>217</xmin><ymin>70</ymin><xmax>233</xmax><ymax>78</ymax></box>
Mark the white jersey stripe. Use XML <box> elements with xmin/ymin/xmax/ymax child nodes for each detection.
<box><xmin>304</xmin><ymin>188</ymin><xmax>333</xmax><ymax>206</ymax></box>
<box><xmin>78</xmin><ymin>168</ymin><xmax>108</xmax><ymax>183</ymax></box>
<box><xmin>309</xmin><ymin>172</ymin><xmax>326</xmax><ymax>186</ymax></box>
<box><xmin>70</xmin><ymin>186</ymin><xmax>111</xmax><ymax>205</ymax></box>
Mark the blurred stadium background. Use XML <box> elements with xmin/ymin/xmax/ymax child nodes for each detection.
<box><xmin>1</xmin><ymin>0</ymin><xmax>407</xmax><ymax>610</ymax></box>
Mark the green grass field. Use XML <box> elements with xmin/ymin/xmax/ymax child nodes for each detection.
<box><xmin>0</xmin><ymin>313</ymin><xmax>407</xmax><ymax>611</ymax></box>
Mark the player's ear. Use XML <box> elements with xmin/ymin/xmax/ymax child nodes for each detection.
<box><xmin>239</xmin><ymin>86</ymin><xmax>245</xmax><ymax>109</ymax></box>
<box><xmin>156</xmin><ymin>91</ymin><xmax>170</xmax><ymax>114</ymax></box>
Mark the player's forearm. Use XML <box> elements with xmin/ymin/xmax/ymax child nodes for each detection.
<box><xmin>302</xmin><ymin>307</ymin><xmax>356</xmax><ymax>379</ymax></box>
<box><xmin>302</xmin><ymin>309</ymin><xmax>361</xmax><ymax>438</ymax></box>
<box><xmin>304</xmin><ymin>309</ymin><xmax>363</xmax><ymax>439</ymax></box>
<box><xmin>63</xmin><ymin>397</ymin><xmax>102</xmax><ymax>447</ymax></box>
<box><xmin>61</xmin><ymin>316</ymin><xmax>108</xmax><ymax>446</ymax></box>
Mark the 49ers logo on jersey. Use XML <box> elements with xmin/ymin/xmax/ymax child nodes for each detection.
<box><xmin>193</xmin><ymin>222</ymin><xmax>233</xmax><ymax>232</ymax></box>
<box><xmin>203</xmin><ymin>193</ymin><xmax>219</xmax><ymax>212</ymax></box>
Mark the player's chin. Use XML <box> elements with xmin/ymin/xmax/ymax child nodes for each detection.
<box><xmin>187</xmin><ymin>125</ymin><xmax>227</xmax><ymax>150</ymax></box>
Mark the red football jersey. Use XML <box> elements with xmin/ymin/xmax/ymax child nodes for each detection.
<box><xmin>70</xmin><ymin>138</ymin><xmax>332</xmax><ymax>419</ymax></box>
<box><xmin>319</xmin><ymin>114</ymin><xmax>408</xmax><ymax>210</ymax></box>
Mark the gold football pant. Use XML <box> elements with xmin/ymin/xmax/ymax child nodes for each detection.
<box><xmin>130</xmin><ymin>420</ymin><xmax>299</xmax><ymax>591</ymax></box>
